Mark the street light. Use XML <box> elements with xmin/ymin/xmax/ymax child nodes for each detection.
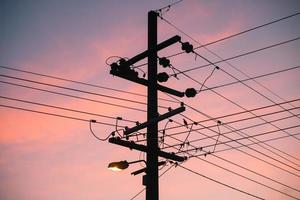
<box><xmin>108</xmin><ymin>160</ymin><xmax>146</xmax><ymax>171</ymax></box>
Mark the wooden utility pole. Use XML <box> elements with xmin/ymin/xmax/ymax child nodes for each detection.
<box><xmin>146</xmin><ymin>10</ymin><xmax>159</xmax><ymax>200</ymax></box>
<box><xmin>109</xmin><ymin>10</ymin><xmax>186</xmax><ymax>200</ymax></box>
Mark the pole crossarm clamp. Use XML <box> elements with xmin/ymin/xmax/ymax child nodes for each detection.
<box><xmin>124</xmin><ymin>106</ymin><xmax>185</xmax><ymax>135</ymax></box>
<box><xmin>109</xmin><ymin>137</ymin><xmax>186</xmax><ymax>162</ymax></box>
<box><xmin>131</xmin><ymin>161</ymin><xmax>166</xmax><ymax>176</ymax></box>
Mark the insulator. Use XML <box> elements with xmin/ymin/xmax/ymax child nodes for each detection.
<box><xmin>118</xmin><ymin>58</ymin><xmax>126</xmax><ymax>65</ymax></box>
<box><xmin>118</xmin><ymin>58</ymin><xmax>130</xmax><ymax>73</ymax></box>
<box><xmin>159</xmin><ymin>57</ymin><xmax>170</xmax><ymax>68</ymax></box>
<box><xmin>181</xmin><ymin>42</ymin><xmax>194</xmax><ymax>53</ymax></box>
<box><xmin>185</xmin><ymin>88</ymin><xmax>197</xmax><ymax>98</ymax></box>
<box><xmin>110</xmin><ymin>62</ymin><xmax>119</xmax><ymax>72</ymax></box>
<box><xmin>157</xmin><ymin>72</ymin><xmax>169</xmax><ymax>82</ymax></box>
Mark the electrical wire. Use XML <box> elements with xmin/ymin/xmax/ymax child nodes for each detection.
<box><xmin>166</xmin><ymin>92</ymin><xmax>300</xmax><ymax>163</ymax></box>
<box><xmin>162</xmin><ymin>134</ymin><xmax>300</xmax><ymax>194</ymax></box>
<box><xmin>0</xmin><ymin>104</ymin><xmax>120</xmax><ymax>127</ymax></box>
<box><xmin>160</xmin><ymin>15</ymin><xmax>300</xmax><ymax>129</ymax></box>
<box><xmin>0</xmin><ymin>80</ymin><xmax>147</xmax><ymax>112</ymax></box>
<box><xmin>160</xmin><ymin>11</ymin><xmax>300</xmax><ymax>58</ymax></box>
<box><xmin>155</xmin><ymin>0</ymin><xmax>184</xmax><ymax>13</ymax></box>
<box><xmin>212</xmin><ymin>132</ymin><xmax>300</xmax><ymax>155</ymax></box>
<box><xmin>0</xmin><ymin>74</ymin><xmax>150</xmax><ymax>107</ymax></box>
<box><xmin>89</xmin><ymin>120</ymin><xmax>118</xmax><ymax>141</ymax></box>
<box><xmin>198</xmin><ymin>66</ymin><xmax>218</xmax><ymax>92</ymax></box>
<box><xmin>0</xmin><ymin>65</ymin><xmax>177</xmax><ymax>103</ymax></box>
<box><xmin>200</xmin><ymin>65</ymin><xmax>300</xmax><ymax>92</ymax></box>
<box><xmin>133</xmin><ymin>36</ymin><xmax>300</xmax><ymax>70</ymax></box>
<box><xmin>133</xmin><ymin>100</ymin><xmax>300</xmax><ymax>167</ymax></box>
<box><xmin>160</xmin><ymin>94</ymin><xmax>300</xmax><ymax>177</ymax></box>
<box><xmin>179</xmin><ymin>112</ymin><xmax>300</xmax><ymax>177</ymax></box>
<box><xmin>171</xmin><ymin>63</ymin><xmax>300</xmax><ymax>143</ymax></box>
<box><xmin>177</xmin><ymin>156</ymin><xmax>300</xmax><ymax>199</ymax></box>
<box><xmin>189</xmin><ymin>49</ymin><xmax>300</xmax><ymax>125</ymax></box>
<box><xmin>216</xmin><ymin>64</ymin><xmax>300</xmax><ymax>120</ymax></box>
<box><xmin>129</xmin><ymin>163</ymin><xmax>175</xmax><ymax>200</ymax></box>
<box><xmin>142</xmin><ymin>109</ymin><xmax>300</xmax><ymax>169</ymax></box>
<box><xmin>166</xmin><ymin>112</ymin><xmax>300</xmax><ymax>149</ymax></box>
<box><xmin>160</xmin><ymin>106</ymin><xmax>300</xmax><ymax>140</ymax></box>
<box><xmin>177</xmin><ymin>164</ymin><xmax>265</xmax><ymax>200</ymax></box>
<box><xmin>180</xmin><ymin>124</ymin><xmax>300</xmax><ymax>155</ymax></box>
<box><xmin>173</xmin><ymin>142</ymin><xmax>300</xmax><ymax>199</ymax></box>
<box><xmin>132</xmin><ymin>98</ymin><xmax>300</xmax><ymax>135</ymax></box>
<box><xmin>0</xmin><ymin>95</ymin><xmax>137</xmax><ymax>123</ymax></box>
<box><xmin>159</xmin><ymin>17</ymin><xmax>300</xmax><ymax>142</ymax></box>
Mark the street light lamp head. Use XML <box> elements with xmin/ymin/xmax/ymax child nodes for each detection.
<box><xmin>108</xmin><ymin>161</ymin><xmax>129</xmax><ymax>171</ymax></box>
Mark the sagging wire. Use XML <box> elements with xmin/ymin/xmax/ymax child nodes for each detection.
<box><xmin>169</xmin><ymin>64</ymin><xmax>180</xmax><ymax>79</ymax></box>
<box><xmin>160</xmin><ymin>119</ymin><xmax>173</xmax><ymax>148</ymax></box>
<box><xmin>105</xmin><ymin>55</ymin><xmax>123</xmax><ymax>66</ymax></box>
<box><xmin>198</xmin><ymin>66</ymin><xmax>219</xmax><ymax>93</ymax></box>
<box><xmin>89</xmin><ymin>119</ymin><xmax>119</xmax><ymax>141</ymax></box>
<box><xmin>114</xmin><ymin>117</ymin><xmax>124</xmax><ymax>137</ymax></box>
<box><xmin>178</xmin><ymin>121</ymin><xmax>198</xmax><ymax>152</ymax></box>
<box><xmin>178</xmin><ymin>40</ymin><xmax>220</xmax><ymax>94</ymax></box>
<box><xmin>135</xmin><ymin>67</ymin><xmax>147</xmax><ymax>78</ymax></box>
<box><xmin>89</xmin><ymin>117</ymin><xmax>125</xmax><ymax>141</ymax></box>
<box><xmin>212</xmin><ymin>120</ymin><xmax>222</xmax><ymax>153</ymax></box>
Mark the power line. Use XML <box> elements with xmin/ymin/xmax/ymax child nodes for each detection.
<box><xmin>133</xmin><ymin>36</ymin><xmax>300</xmax><ymax>70</ymax></box>
<box><xmin>177</xmin><ymin>113</ymin><xmax>300</xmax><ymax>167</ymax></box>
<box><xmin>161</xmin><ymin>107</ymin><xmax>300</xmax><ymax>142</ymax></box>
<box><xmin>136</xmin><ymin>107</ymin><xmax>300</xmax><ymax>154</ymax></box>
<box><xmin>161</xmin><ymin>11</ymin><xmax>300</xmax><ymax>58</ymax></box>
<box><xmin>161</xmin><ymin>15</ymin><xmax>300</xmax><ymax>116</ymax></box>
<box><xmin>217</xmin><ymin>65</ymin><xmax>300</xmax><ymax>121</ymax></box>
<box><xmin>212</xmin><ymin>132</ymin><xmax>300</xmax><ymax>155</ymax></box>
<box><xmin>179</xmin><ymin>111</ymin><xmax>300</xmax><ymax>177</ymax></box>
<box><xmin>161</xmin><ymin>111</ymin><xmax>300</xmax><ymax>149</ymax></box>
<box><xmin>0</xmin><ymin>104</ymin><xmax>121</xmax><ymax>127</ymax></box>
<box><xmin>181</xmin><ymin>124</ymin><xmax>300</xmax><ymax>155</ymax></box>
<box><xmin>174</xmin><ymin>114</ymin><xmax>300</xmax><ymax>175</ymax></box>
<box><xmin>133</xmin><ymin>11</ymin><xmax>300</xmax><ymax>68</ymax></box>
<box><xmin>189</xmin><ymin>157</ymin><xmax>300</xmax><ymax>200</ymax></box>
<box><xmin>201</xmin><ymin>65</ymin><xmax>300</xmax><ymax>92</ymax></box>
<box><xmin>159</xmin><ymin>17</ymin><xmax>300</xmax><ymax>145</ymax></box>
<box><xmin>165</xmin><ymin>92</ymin><xmax>300</xmax><ymax>163</ymax></box>
<box><xmin>163</xmin><ymin>134</ymin><xmax>300</xmax><ymax>194</ymax></box>
<box><xmin>0</xmin><ymin>65</ymin><xmax>177</xmax><ymax>103</ymax></box>
<box><xmin>0</xmin><ymin>74</ymin><xmax>150</xmax><ymax>107</ymax></box>
<box><xmin>157</xmin><ymin>98</ymin><xmax>300</xmax><ymax>132</ymax></box>
<box><xmin>159</xmin><ymin>94</ymin><xmax>300</xmax><ymax>177</ymax></box>
<box><xmin>166</xmin><ymin>144</ymin><xmax>300</xmax><ymax>199</ymax></box>
<box><xmin>155</xmin><ymin>0</ymin><xmax>183</xmax><ymax>12</ymax></box>
<box><xmin>129</xmin><ymin>163</ymin><xmax>175</xmax><ymax>200</ymax></box>
<box><xmin>177</xmin><ymin>164</ymin><xmax>265</xmax><ymax>200</ymax></box>
<box><xmin>0</xmin><ymin>95</ymin><xmax>137</xmax><ymax>123</ymax></box>
<box><xmin>170</xmin><ymin>63</ymin><xmax>300</xmax><ymax>143</ymax></box>
<box><xmin>218</xmin><ymin>120</ymin><xmax>300</xmax><ymax>169</ymax></box>
<box><xmin>0</xmin><ymin>80</ymin><xmax>147</xmax><ymax>112</ymax></box>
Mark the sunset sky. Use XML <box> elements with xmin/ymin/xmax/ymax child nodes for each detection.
<box><xmin>1</xmin><ymin>0</ymin><xmax>300</xmax><ymax>199</ymax></box>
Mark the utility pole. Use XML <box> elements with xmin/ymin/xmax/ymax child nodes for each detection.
<box><xmin>108</xmin><ymin>10</ymin><xmax>186</xmax><ymax>200</ymax></box>
<box><xmin>147</xmin><ymin>10</ymin><xmax>159</xmax><ymax>200</ymax></box>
